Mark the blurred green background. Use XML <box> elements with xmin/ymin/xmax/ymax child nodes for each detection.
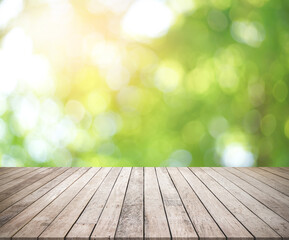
<box><xmin>0</xmin><ymin>0</ymin><xmax>288</xmax><ymax>167</ymax></box>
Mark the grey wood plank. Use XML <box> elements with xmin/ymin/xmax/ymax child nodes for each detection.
<box><xmin>261</xmin><ymin>167</ymin><xmax>289</xmax><ymax>180</ymax></box>
<box><xmin>0</xmin><ymin>168</ymin><xmax>68</xmax><ymax>212</ymax></box>
<box><xmin>156</xmin><ymin>168</ymin><xmax>198</xmax><ymax>240</ymax></box>
<box><xmin>0</xmin><ymin>168</ymin><xmax>52</xmax><ymax>201</ymax></box>
<box><xmin>0</xmin><ymin>168</ymin><xmax>26</xmax><ymax>179</ymax></box>
<box><xmin>0</xmin><ymin>167</ymin><xmax>287</xmax><ymax>240</ymax></box>
<box><xmin>214</xmin><ymin>168</ymin><xmax>289</xmax><ymax>222</ymax></box>
<box><xmin>0</xmin><ymin>167</ymin><xmax>40</xmax><ymax>187</ymax></box>
<box><xmin>0</xmin><ymin>168</ymin><xmax>71</xmax><ymax>223</ymax></box>
<box><xmin>0</xmin><ymin>168</ymin><xmax>89</xmax><ymax>240</ymax></box>
<box><xmin>275</xmin><ymin>168</ymin><xmax>289</xmax><ymax>174</ymax></box>
<box><xmin>227</xmin><ymin>168</ymin><xmax>289</xmax><ymax>205</ymax></box>
<box><xmin>237</xmin><ymin>168</ymin><xmax>289</xmax><ymax>196</ymax></box>
<box><xmin>115</xmin><ymin>167</ymin><xmax>143</xmax><ymax>240</ymax></box>
<box><xmin>37</xmin><ymin>168</ymin><xmax>111</xmax><ymax>240</ymax></box>
<box><xmin>167</xmin><ymin>167</ymin><xmax>226</xmax><ymax>239</ymax></box>
<box><xmin>0</xmin><ymin>167</ymin><xmax>46</xmax><ymax>192</ymax></box>
<box><xmin>179</xmin><ymin>167</ymin><xmax>253</xmax><ymax>240</ymax></box>
<box><xmin>90</xmin><ymin>167</ymin><xmax>131</xmax><ymax>240</ymax></box>
<box><xmin>0</xmin><ymin>168</ymin><xmax>12</xmax><ymax>173</ymax></box>
<box><xmin>279</xmin><ymin>168</ymin><xmax>289</xmax><ymax>173</ymax></box>
<box><xmin>66</xmin><ymin>167</ymin><xmax>122</xmax><ymax>240</ymax></box>
<box><xmin>144</xmin><ymin>167</ymin><xmax>171</xmax><ymax>240</ymax></box>
<box><xmin>0</xmin><ymin>168</ymin><xmax>25</xmax><ymax>180</ymax></box>
<box><xmin>192</xmin><ymin>168</ymin><xmax>280</xmax><ymax>239</ymax></box>
<box><xmin>13</xmin><ymin>168</ymin><xmax>100</xmax><ymax>240</ymax></box>
<box><xmin>203</xmin><ymin>167</ymin><xmax>289</xmax><ymax>239</ymax></box>
<box><xmin>253</xmin><ymin>168</ymin><xmax>289</xmax><ymax>186</ymax></box>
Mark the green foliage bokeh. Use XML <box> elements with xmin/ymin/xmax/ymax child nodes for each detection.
<box><xmin>0</xmin><ymin>0</ymin><xmax>288</xmax><ymax>167</ymax></box>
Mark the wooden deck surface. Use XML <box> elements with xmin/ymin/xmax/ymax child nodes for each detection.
<box><xmin>0</xmin><ymin>167</ymin><xmax>288</xmax><ymax>240</ymax></box>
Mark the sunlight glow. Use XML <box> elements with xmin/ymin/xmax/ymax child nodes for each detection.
<box><xmin>154</xmin><ymin>60</ymin><xmax>183</xmax><ymax>92</ymax></box>
<box><xmin>25</xmin><ymin>135</ymin><xmax>50</xmax><ymax>163</ymax></box>
<box><xmin>221</xmin><ymin>143</ymin><xmax>254</xmax><ymax>167</ymax></box>
<box><xmin>65</xmin><ymin>100</ymin><xmax>85</xmax><ymax>123</ymax></box>
<box><xmin>50</xmin><ymin>118</ymin><xmax>77</xmax><ymax>147</ymax></box>
<box><xmin>122</xmin><ymin>0</ymin><xmax>174</xmax><ymax>39</ymax></box>
<box><xmin>0</xmin><ymin>28</ymin><xmax>54</xmax><ymax>96</ymax></box>
<box><xmin>12</xmin><ymin>94</ymin><xmax>40</xmax><ymax>134</ymax></box>
<box><xmin>94</xmin><ymin>113</ymin><xmax>120</xmax><ymax>139</ymax></box>
<box><xmin>0</xmin><ymin>0</ymin><xmax>23</xmax><ymax>28</ymax></box>
<box><xmin>0</xmin><ymin>118</ymin><xmax>7</xmax><ymax>140</ymax></box>
<box><xmin>0</xmin><ymin>96</ymin><xmax>7</xmax><ymax>116</ymax></box>
<box><xmin>231</xmin><ymin>21</ymin><xmax>265</xmax><ymax>47</ymax></box>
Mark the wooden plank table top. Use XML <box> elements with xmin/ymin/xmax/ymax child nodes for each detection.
<box><xmin>0</xmin><ymin>167</ymin><xmax>288</xmax><ymax>240</ymax></box>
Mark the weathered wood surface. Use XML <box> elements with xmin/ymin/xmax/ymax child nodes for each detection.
<box><xmin>0</xmin><ymin>167</ymin><xmax>288</xmax><ymax>240</ymax></box>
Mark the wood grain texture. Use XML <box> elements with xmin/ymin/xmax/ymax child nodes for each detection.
<box><xmin>0</xmin><ymin>168</ymin><xmax>32</xmax><ymax>182</ymax></box>
<box><xmin>38</xmin><ymin>168</ymin><xmax>111</xmax><ymax>240</ymax></box>
<box><xmin>115</xmin><ymin>167</ymin><xmax>143</xmax><ymax>240</ymax></box>
<box><xmin>255</xmin><ymin>168</ymin><xmax>289</xmax><ymax>186</ymax></box>
<box><xmin>226</xmin><ymin>168</ymin><xmax>289</xmax><ymax>205</ymax></box>
<box><xmin>90</xmin><ymin>167</ymin><xmax>131</xmax><ymax>240</ymax></box>
<box><xmin>0</xmin><ymin>168</ymin><xmax>68</xmax><ymax>213</ymax></box>
<box><xmin>203</xmin><ymin>167</ymin><xmax>289</xmax><ymax>239</ymax></box>
<box><xmin>261</xmin><ymin>167</ymin><xmax>289</xmax><ymax>180</ymax></box>
<box><xmin>0</xmin><ymin>168</ymin><xmax>72</xmax><ymax>225</ymax></box>
<box><xmin>0</xmin><ymin>168</ymin><xmax>41</xmax><ymax>192</ymax></box>
<box><xmin>156</xmin><ymin>168</ymin><xmax>198</xmax><ymax>240</ymax></box>
<box><xmin>180</xmin><ymin>167</ymin><xmax>253</xmax><ymax>240</ymax></box>
<box><xmin>67</xmin><ymin>167</ymin><xmax>122</xmax><ymax>240</ymax></box>
<box><xmin>167</xmin><ymin>167</ymin><xmax>225</xmax><ymax>240</ymax></box>
<box><xmin>0</xmin><ymin>168</ymin><xmax>88</xmax><ymax>240</ymax></box>
<box><xmin>237</xmin><ymin>167</ymin><xmax>289</xmax><ymax>196</ymax></box>
<box><xmin>220</xmin><ymin>168</ymin><xmax>289</xmax><ymax>221</ymax></box>
<box><xmin>193</xmin><ymin>168</ymin><xmax>280</xmax><ymax>240</ymax></box>
<box><xmin>13</xmin><ymin>168</ymin><xmax>99</xmax><ymax>240</ymax></box>
<box><xmin>0</xmin><ymin>167</ymin><xmax>288</xmax><ymax>240</ymax></box>
<box><xmin>144</xmin><ymin>167</ymin><xmax>171</xmax><ymax>240</ymax></box>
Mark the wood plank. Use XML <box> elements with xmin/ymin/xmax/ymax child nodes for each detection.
<box><xmin>0</xmin><ymin>168</ymin><xmax>75</xmax><ymax>225</ymax></box>
<box><xmin>0</xmin><ymin>168</ymin><xmax>53</xmax><ymax>202</ymax></box>
<box><xmin>0</xmin><ymin>167</ymin><xmax>38</xmax><ymax>183</ymax></box>
<box><xmin>115</xmin><ymin>167</ymin><xmax>143</xmax><ymax>240</ymax></box>
<box><xmin>167</xmin><ymin>167</ymin><xmax>225</xmax><ymax>239</ymax></box>
<box><xmin>254</xmin><ymin>168</ymin><xmax>289</xmax><ymax>186</ymax></box>
<box><xmin>192</xmin><ymin>168</ymin><xmax>280</xmax><ymax>239</ymax></box>
<box><xmin>144</xmin><ymin>167</ymin><xmax>170</xmax><ymax>240</ymax></box>
<box><xmin>0</xmin><ymin>167</ymin><xmax>39</xmax><ymax>187</ymax></box>
<box><xmin>13</xmin><ymin>168</ymin><xmax>100</xmax><ymax>240</ymax></box>
<box><xmin>0</xmin><ymin>168</ymin><xmax>25</xmax><ymax>179</ymax></box>
<box><xmin>0</xmin><ymin>167</ymin><xmax>287</xmax><ymax>240</ymax></box>
<box><xmin>261</xmin><ymin>167</ymin><xmax>289</xmax><ymax>180</ymax></box>
<box><xmin>66</xmin><ymin>167</ymin><xmax>122</xmax><ymax>240</ymax></box>
<box><xmin>214</xmin><ymin>168</ymin><xmax>289</xmax><ymax>222</ymax></box>
<box><xmin>180</xmin><ymin>167</ymin><xmax>253</xmax><ymax>240</ymax></box>
<box><xmin>0</xmin><ymin>168</ymin><xmax>47</xmax><ymax>198</ymax></box>
<box><xmin>237</xmin><ymin>168</ymin><xmax>289</xmax><ymax>196</ymax></box>
<box><xmin>90</xmin><ymin>167</ymin><xmax>131</xmax><ymax>240</ymax></box>
<box><xmin>0</xmin><ymin>168</ymin><xmax>68</xmax><ymax>213</ymax></box>
<box><xmin>0</xmin><ymin>168</ymin><xmax>12</xmax><ymax>173</ymax></box>
<box><xmin>203</xmin><ymin>167</ymin><xmax>289</xmax><ymax>239</ymax></box>
<box><xmin>275</xmin><ymin>168</ymin><xmax>289</xmax><ymax>174</ymax></box>
<box><xmin>0</xmin><ymin>168</ymin><xmax>89</xmax><ymax>240</ymax></box>
<box><xmin>279</xmin><ymin>168</ymin><xmax>289</xmax><ymax>173</ymax></box>
<box><xmin>0</xmin><ymin>168</ymin><xmax>25</xmax><ymax>180</ymax></box>
<box><xmin>38</xmin><ymin>168</ymin><xmax>111</xmax><ymax>240</ymax></box>
<box><xmin>227</xmin><ymin>168</ymin><xmax>289</xmax><ymax>205</ymax></box>
<box><xmin>156</xmin><ymin>168</ymin><xmax>198</xmax><ymax>240</ymax></box>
